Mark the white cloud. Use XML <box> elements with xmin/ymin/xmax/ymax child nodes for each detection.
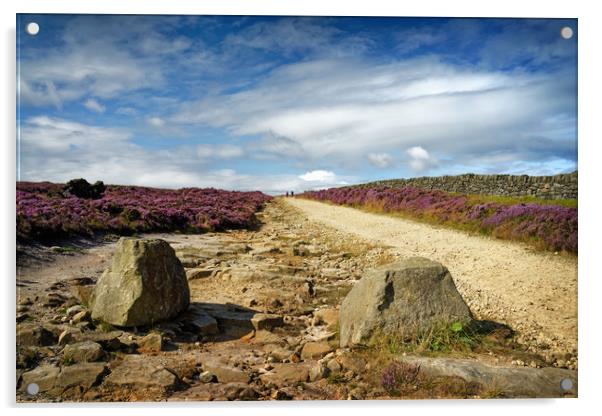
<box><xmin>197</xmin><ymin>144</ymin><xmax>243</xmax><ymax>159</ymax></box>
<box><xmin>83</xmin><ymin>98</ymin><xmax>106</xmax><ymax>113</ymax></box>
<box><xmin>18</xmin><ymin>116</ymin><xmax>329</xmax><ymax>193</ymax></box>
<box><xmin>115</xmin><ymin>106</ymin><xmax>138</xmax><ymax>116</ymax></box>
<box><xmin>172</xmin><ymin>56</ymin><xmax>575</xmax><ymax>174</ymax></box>
<box><xmin>147</xmin><ymin>116</ymin><xmax>166</xmax><ymax>127</ymax></box>
<box><xmin>299</xmin><ymin>170</ymin><xmax>337</xmax><ymax>182</ymax></box>
<box><xmin>406</xmin><ymin>146</ymin><xmax>437</xmax><ymax>172</ymax></box>
<box><xmin>368</xmin><ymin>152</ymin><xmax>394</xmax><ymax>168</ymax></box>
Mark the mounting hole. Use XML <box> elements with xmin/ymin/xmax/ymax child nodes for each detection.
<box><xmin>25</xmin><ymin>22</ymin><xmax>39</xmax><ymax>36</ymax></box>
<box><xmin>26</xmin><ymin>383</ymin><xmax>39</xmax><ymax>395</ymax></box>
<box><xmin>560</xmin><ymin>26</ymin><xmax>573</xmax><ymax>39</ymax></box>
<box><xmin>560</xmin><ymin>378</ymin><xmax>573</xmax><ymax>391</ymax></box>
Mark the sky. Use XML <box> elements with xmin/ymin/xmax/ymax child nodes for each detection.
<box><xmin>16</xmin><ymin>15</ymin><xmax>577</xmax><ymax>194</ymax></box>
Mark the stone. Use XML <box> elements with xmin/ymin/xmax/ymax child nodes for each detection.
<box><xmin>104</xmin><ymin>355</ymin><xmax>179</xmax><ymax>392</ymax></box>
<box><xmin>63</xmin><ymin>341</ymin><xmax>105</xmax><ymax>363</ymax></box>
<box><xmin>72</xmin><ymin>310</ymin><xmax>90</xmax><ymax>324</ymax></box>
<box><xmin>75</xmin><ymin>331</ymin><xmax>125</xmax><ymax>352</ymax></box>
<box><xmin>202</xmin><ymin>360</ymin><xmax>249</xmax><ymax>383</ymax></box>
<box><xmin>309</xmin><ymin>364</ymin><xmax>329</xmax><ymax>381</ymax></box>
<box><xmin>337</xmin><ymin>354</ymin><xmax>367</xmax><ymax>374</ymax></box>
<box><xmin>54</xmin><ymin>363</ymin><xmax>108</xmax><ymax>397</ymax></box>
<box><xmin>339</xmin><ymin>257</ymin><xmax>472</xmax><ymax>347</ymax></box>
<box><xmin>400</xmin><ymin>356</ymin><xmax>578</xmax><ymax>398</ymax></box>
<box><xmin>251</xmin><ymin>313</ymin><xmax>284</xmax><ymax>331</ymax></box>
<box><xmin>301</xmin><ymin>341</ymin><xmax>333</xmax><ymax>360</ymax></box>
<box><xmin>326</xmin><ymin>359</ymin><xmax>341</xmax><ymax>374</ymax></box>
<box><xmin>314</xmin><ymin>308</ymin><xmax>339</xmax><ymax>329</ymax></box>
<box><xmin>186</xmin><ymin>268</ymin><xmax>217</xmax><ymax>281</ymax></box>
<box><xmin>66</xmin><ymin>305</ymin><xmax>86</xmax><ymax>317</ymax></box>
<box><xmin>176</xmin><ymin>304</ymin><xmax>219</xmax><ymax>335</ymax></box>
<box><xmin>259</xmin><ymin>363</ymin><xmax>309</xmax><ymax>386</ymax></box>
<box><xmin>91</xmin><ymin>238</ymin><xmax>190</xmax><ymax>327</ymax></box>
<box><xmin>200</xmin><ymin>303</ymin><xmax>255</xmax><ymax>329</ymax></box>
<box><xmin>223</xmin><ymin>382</ymin><xmax>258</xmax><ymax>401</ymax></box>
<box><xmin>20</xmin><ymin>365</ymin><xmax>60</xmax><ymax>393</ymax></box>
<box><xmin>253</xmin><ymin>330</ymin><xmax>284</xmax><ymax>345</ymax></box>
<box><xmin>58</xmin><ymin>329</ymin><xmax>77</xmax><ymax>346</ymax></box>
<box><xmin>269</xmin><ymin>346</ymin><xmax>294</xmax><ymax>362</ymax></box>
<box><xmin>138</xmin><ymin>332</ymin><xmax>164</xmax><ymax>353</ymax></box>
<box><xmin>199</xmin><ymin>370</ymin><xmax>216</xmax><ymax>383</ymax></box>
<box><xmin>17</xmin><ymin>324</ymin><xmax>56</xmax><ymax>347</ymax></box>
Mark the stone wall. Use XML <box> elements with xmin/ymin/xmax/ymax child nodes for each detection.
<box><xmin>364</xmin><ymin>171</ymin><xmax>578</xmax><ymax>200</ymax></box>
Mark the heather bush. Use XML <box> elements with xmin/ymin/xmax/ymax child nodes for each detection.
<box><xmin>17</xmin><ymin>182</ymin><xmax>271</xmax><ymax>242</ymax></box>
<box><xmin>381</xmin><ymin>361</ymin><xmax>421</xmax><ymax>393</ymax></box>
<box><xmin>301</xmin><ymin>186</ymin><xmax>577</xmax><ymax>253</ymax></box>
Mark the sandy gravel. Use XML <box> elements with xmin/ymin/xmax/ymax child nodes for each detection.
<box><xmin>284</xmin><ymin>198</ymin><xmax>578</xmax><ymax>358</ymax></box>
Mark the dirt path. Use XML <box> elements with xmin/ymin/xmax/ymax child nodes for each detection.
<box><xmin>284</xmin><ymin>198</ymin><xmax>578</xmax><ymax>360</ymax></box>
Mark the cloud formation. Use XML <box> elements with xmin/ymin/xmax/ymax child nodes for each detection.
<box><xmin>84</xmin><ymin>98</ymin><xmax>106</xmax><ymax>113</ymax></box>
<box><xmin>17</xmin><ymin>15</ymin><xmax>577</xmax><ymax>190</ymax></box>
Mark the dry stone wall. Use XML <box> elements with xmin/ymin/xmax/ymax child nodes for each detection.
<box><xmin>365</xmin><ymin>171</ymin><xmax>577</xmax><ymax>200</ymax></box>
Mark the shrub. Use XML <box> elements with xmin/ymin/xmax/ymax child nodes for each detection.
<box><xmin>381</xmin><ymin>361</ymin><xmax>421</xmax><ymax>393</ymax></box>
<box><xmin>16</xmin><ymin>181</ymin><xmax>271</xmax><ymax>242</ymax></box>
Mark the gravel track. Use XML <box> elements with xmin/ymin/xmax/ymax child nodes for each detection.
<box><xmin>284</xmin><ymin>198</ymin><xmax>578</xmax><ymax>362</ymax></box>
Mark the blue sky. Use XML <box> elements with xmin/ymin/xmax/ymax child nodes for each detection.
<box><xmin>17</xmin><ymin>15</ymin><xmax>577</xmax><ymax>193</ymax></box>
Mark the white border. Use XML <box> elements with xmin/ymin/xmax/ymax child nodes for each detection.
<box><xmin>2</xmin><ymin>1</ymin><xmax>600</xmax><ymax>414</ymax></box>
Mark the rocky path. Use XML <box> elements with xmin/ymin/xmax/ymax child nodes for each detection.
<box><xmin>16</xmin><ymin>199</ymin><xmax>577</xmax><ymax>402</ymax></box>
<box><xmin>284</xmin><ymin>198</ymin><xmax>578</xmax><ymax>366</ymax></box>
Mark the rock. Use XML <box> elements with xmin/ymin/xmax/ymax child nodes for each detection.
<box><xmin>58</xmin><ymin>329</ymin><xmax>77</xmax><ymax>346</ymax></box>
<box><xmin>63</xmin><ymin>341</ymin><xmax>105</xmax><ymax>363</ymax></box>
<box><xmin>199</xmin><ymin>370</ymin><xmax>216</xmax><ymax>383</ymax></box>
<box><xmin>251</xmin><ymin>313</ymin><xmax>284</xmax><ymax>331</ymax></box>
<box><xmin>75</xmin><ymin>331</ymin><xmax>125</xmax><ymax>352</ymax></box>
<box><xmin>301</xmin><ymin>341</ymin><xmax>333</xmax><ymax>360</ymax></box>
<box><xmin>400</xmin><ymin>356</ymin><xmax>578</xmax><ymax>398</ymax></box>
<box><xmin>271</xmin><ymin>389</ymin><xmax>293</xmax><ymax>400</ymax></box>
<box><xmin>20</xmin><ymin>365</ymin><xmax>60</xmax><ymax>393</ymax></box>
<box><xmin>253</xmin><ymin>330</ymin><xmax>284</xmax><ymax>345</ymax></box>
<box><xmin>339</xmin><ymin>257</ymin><xmax>472</xmax><ymax>347</ymax></box>
<box><xmin>314</xmin><ymin>308</ymin><xmax>339</xmax><ymax>329</ymax></box>
<box><xmin>71</xmin><ymin>310</ymin><xmax>90</xmax><ymax>324</ymax></box>
<box><xmin>54</xmin><ymin>363</ymin><xmax>108</xmax><ymax>397</ymax></box>
<box><xmin>66</xmin><ymin>305</ymin><xmax>86</xmax><ymax>317</ymax></box>
<box><xmin>259</xmin><ymin>363</ymin><xmax>309</xmax><ymax>386</ymax></box>
<box><xmin>186</xmin><ymin>268</ymin><xmax>217</xmax><ymax>281</ymax></box>
<box><xmin>177</xmin><ymin>304</ymin><xmax>219</xmax><ymax>335</ymax></box>
<box><xmin>309</xmin><ymin>364</ymin><xmax>329</xmax><ymax>381</ymax></box>
<box><xmin>138</xmin><ymin>332</ymin><xmax>164</xmax><ymax>353</ymax></box>
<box><xmin>223</xmin><ymin>382</ymin><xmax>258</xmax><ymax>401</ymax></box>
<box><xmin>202</xmin><ymin>360</ymin><xmax>250</xmax><ymax>383</ymax></box>
<box><xmin>17</xmin><ymin>324</ymin><xmax>56</xmax><ymax>347</ymax></box>
<box><xmin>200</xmin><ymin>303</ymin><xmax>254</xmax><ymax>329</ymax></box>
<box><xmin>268</xmin><ymin>346</ymin><xmax>294</xmax><ymax>362</ymax></box>
<box><xmin>337</xmin><ymin>354</ymin><xmax>366</xmax><ymax>374</ymax></box>
<box><xmin>326</xmin><ymin>359</ymin><xmax>341</xmax><ymax>374</ymax></box>
<box><xmin>104</xmin><ymin>355</ymin><xmax>179</xmax><ymax>392</ymax></box>
<box><xmin>91</xmin><ymin>238</ymin><xmax>190</xmax><ymax>327</ymax></box>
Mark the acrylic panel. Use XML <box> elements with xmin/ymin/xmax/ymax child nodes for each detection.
<box><xmin>16</xmin><ymin>14</ymin><xmax>578</xmax><ymax>402</ymax></box>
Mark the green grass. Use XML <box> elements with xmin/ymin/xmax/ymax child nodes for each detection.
<box><xmin>374</xmin><ymin>321</ymin><xmax>486</xmax><ymax>357</ymax></box>
<box><xmin>51</xmin><ymin>245</ymin><xmax>84</xmax><ymax>254</ymax></box>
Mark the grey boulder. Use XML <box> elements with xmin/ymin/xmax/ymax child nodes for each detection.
<box><xmin>339</xmin><ymin>257</ymin><xmax>472</xmax><ymax>347</ymax></box>
<box><xmin>91</xmin><ymin>238</ymin><xmax>190</xmax><ymax>327</ymax></box>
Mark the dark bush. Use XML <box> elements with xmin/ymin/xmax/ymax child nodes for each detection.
<box><xmin>63</xmin><ymin>178</ymin><xmax>106</xmax><ymax>199</ymax></box>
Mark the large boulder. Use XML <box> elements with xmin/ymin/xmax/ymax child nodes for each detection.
<box><xmin>91</xmin><ymin>238</ymin><xmax>190</xmax><ymax>327</ymax></box>
<box><xmin>339</xmin><ymin>257</ymin><xmax>472</xmax><ymax>347</ymax></box>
